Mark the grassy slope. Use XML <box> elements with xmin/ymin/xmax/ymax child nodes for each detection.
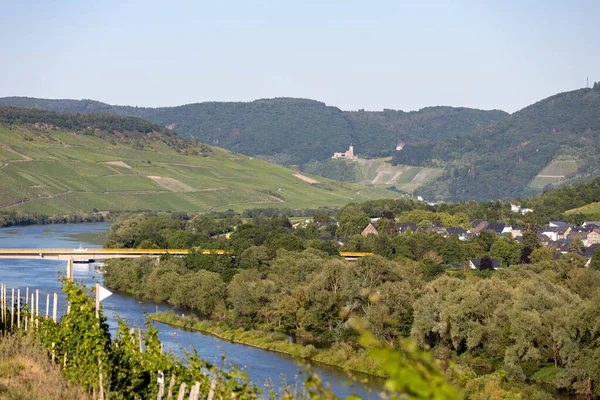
<box><xmin>0</xmin><ymin>335</ymin><xmax>88</xmax><ymax>399</ymax></box>
<box><xmin>0</xmin><ymin>124</ymin><xmax>397</xmax><ymax>213</ymax></box>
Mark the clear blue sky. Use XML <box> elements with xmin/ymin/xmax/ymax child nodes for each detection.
<box><xmin>1</xmin><ymin>0</ymin><xmax>598</xmax><ymax>112</ymax></box>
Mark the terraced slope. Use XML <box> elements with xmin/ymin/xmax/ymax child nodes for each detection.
<box><xmin>0</xmin><ymin>108</ymin><xmax>397</xmax><ymax>214</ymax></box>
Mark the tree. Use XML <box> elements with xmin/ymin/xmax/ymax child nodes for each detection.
<box><xmin>336</xmin><ymin>205</ymin><xmax>370</xmax><ymax>238</ymax></box>
<box><xmin>592</xmin><ymin>249</ymin><xmax>600</xmax><ymax>270</ymax></box>
<box><xmin>490</xmin><ymin>236</ymin><xmax>521</xmax><ymax>267</ymax></box>
<box><xmin>479</xmin><ymin>255</ymin><xmax>494</xmax><ymax>270</ymax></box>
<box><xmin>520</xmin><ymin>213</ymin><xmax>540</xmax><ymax>264</ymax></box>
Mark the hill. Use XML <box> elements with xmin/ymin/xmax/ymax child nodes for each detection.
<box><xmin>0</xmin><ymin>106</ymin><xmax>398</xmax><ymax>214</ymax></box>
<box><xmin>0</xmin><ymin>97</ymin><xmax>507</xmax><ymax>167</ymax></box>
<box><xmin>396</xmin><ymin>83</ymin><xmax>600</xmax><ymax>201</ymax></box>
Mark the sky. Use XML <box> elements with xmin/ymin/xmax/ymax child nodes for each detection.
<box><xmin>1</xmin><ymin>0</ymin><xmax>599</xmax><ymax>113</ymax></box>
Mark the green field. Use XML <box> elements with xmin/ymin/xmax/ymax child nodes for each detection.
<box><xmin>566</xmin><ymin>202</ymin><xmax>600</xmax><ymax>216</ymax></box>
<box><xmin>0</xmin><ymin>124</ymin><xmax>400</xmax><ymax>213</ymax></box>
<box><xmin>528</xmin><ymin>160</ymin><xmax>580</xmax><ymax>189</ymax></box>
<box><xmin>355</xmin><ymin>158</ymin><xmax>440</xmax><ymax>192</ymax></box>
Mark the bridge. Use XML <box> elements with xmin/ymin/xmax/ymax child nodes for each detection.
<box><xmin>0</xmin><ymin>248</ymin><xmax>191</xmax><ymax>262</ymax></box>
<box><xmin>0</xmin><ymin>248</ymin><xmax>374</xmax><ymax>261</ymax></box>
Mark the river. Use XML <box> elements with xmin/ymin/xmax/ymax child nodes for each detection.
<box><xmin>0</xmin><ymin>223</ymin><xmax>383</xmax><ymax>399</ymax></box>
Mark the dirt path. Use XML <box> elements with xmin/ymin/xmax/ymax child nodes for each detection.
<box><xmin>386</xmin><ymin>170</ymin><xmax>404</xmax><ymax>184</ymax></box>
<box><xmin>293</xmin><ymin>173</ymin><xmax>320</xmax><ymax>184</ymax></box>
<box><xmin>1</xmin><ymin>145</ymin><xmax>32</xmax><ymax>161</ymax></box>
<box><xmin>537</xmin><ymin>175</ymin><xmax>564</xmax><ymax>178</ymax></box>
<box><xmin>0</xmin><ymin>191</ymin><xmax>72</xmax><ymax>209</ymax></box>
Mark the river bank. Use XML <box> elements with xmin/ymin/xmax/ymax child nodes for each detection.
<box><xmin>149</xmin><ymin>312</ymin><xmax>386</xmax><ymax>379</ymax></box>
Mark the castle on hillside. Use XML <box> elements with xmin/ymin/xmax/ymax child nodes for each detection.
<box><xmin>332</xmin><ymin>145</ymin><xmax>358</xmax><ymax>160</ymax></box>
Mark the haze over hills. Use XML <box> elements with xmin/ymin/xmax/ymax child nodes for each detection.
<box><xmin>1</xmin><ymin>84</ymin><xmax>599</xmax><ymax>202</ymax></box>
<box><xmin>0</xmin><ymin>106</ymin><xmax>397</xmax><ymax>214</ymax></box>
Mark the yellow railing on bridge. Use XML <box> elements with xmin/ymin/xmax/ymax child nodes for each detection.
<box><xmin>0</xmin><ymin>248</ymin><xmax>375</xmax><ymax>258</ymax></box>
<box><xmin>339</xmin><ymin>251</ymin><xmax>375</xmax><ymax>258</ymax></box>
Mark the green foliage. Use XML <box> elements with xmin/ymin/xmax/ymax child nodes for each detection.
<box><xmin>412</xmin><ymin>86</ymin><xmax>600</xmax><ymax>201</ymax></box>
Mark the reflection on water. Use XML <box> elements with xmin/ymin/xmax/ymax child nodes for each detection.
<box><xmin>0</xmin><ymin>223</ymin><xmax>383</xmax><ymax>398</ymax></box>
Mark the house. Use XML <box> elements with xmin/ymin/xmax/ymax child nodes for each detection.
<box><xmin>469</xmin><ymin>258</ymin><xmax>502</xmax><ymax>270</ymax></box>
<box><xmin>396</xmin><ymin>222</ymin><xmax>417</xmax><ymax>234</ymax></box>
<box><xmin>549</xmin><ymin>221</ymin><xmax>569</xmax><ymax>228</ymax></box>
<box><xmin>585</xmin><ymin>243</ymin><xmax>600</xmax><ymax>257</ymax></box>
<box><xmin>510</xmin><ymin>204</ymin><xmax>533</xmax><ymax>215</ymax></box>
<box><xmin>556</xmin><ymin>226</ymin><xmax>572</xmax><ymax>240</ymax></box>
<box><xmin>582</xmin><ymin>221</ymin><xmax>600</xmax><ymax>228</ymax></box>
<box><xmin>361</xmin><ymin>223</ymin><xmax>379</xmax><ymax>236</ymax></box>
<box><xmin>538</xmin><ymin>233</ymin><xmax>552</xmax><ymax>245</ymax></box>
<box><xmin>541</xmin><ymin>227</ymin><xmax>562</xmax><ymax>242</ymax></box>
<box><xmin>587</xmin><ymin>230</ymin><xmax>600</xmax><ymax>245</ymax></box>
<box><xmin>509</xmin><ymin>225</ymin><xmax>522</xmax><ymax>238</ymax></box>
<box><xmin>447</xmin><ymin>227</ymin><xmax>468</xmax><ymax>240</ymax></box>
<box><xmin>486</xmin><ymin>223</ymin><xmax>506</xmax><ymax>235</ymax></box>
<box><xmin>569</xmin><ymin>226</ymin><xmax>594</xmax><ymax>241</ymax></box>
<box><xmin>547</xmin><ymin>240</ymin><xmax>571</xmax><ymax>254</ymax></box>
<box><xmin>469</xmin><ymin>220</ymin><xmax>489</xmax><ymax>234</ymax></box>
<box><xmin>433</xmin><ymin>226</ymin><xmax>448</xmax><ymax>236</ymax></box>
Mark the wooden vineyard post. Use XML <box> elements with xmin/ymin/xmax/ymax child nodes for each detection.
<box><xmin>189</xmin><ymin>382</ymin><xmax>200</xmax><ymax>400</ymax></box>
<box><xmin>30</xmin><ymin>293</ymin><xmax>34</xmax><ymax>329</ymax></box>
<box><xmin>1</xmin><ymin>283</ymin><xmax>4</xmax><ymax>327</ymax></box>
<box><xmin>2</xmin><ymin>284</ymin><xmax>4</xmax><ymax>326</ymax></box>
<box><xmin>1</xmin><ymin>283</ymin><xmax>4</xmax><ymax>326</ymax></box>
<box><xmin>53</xmin><ymin>293</ymin><xmax>58</xmax><ymax>323</ymax></box>
<box><xmin>11</xmin><ymin>288</ymin><xmax>14</xmax><ymax>330</ymax></box>
<box><xmin>95</xmin><ymin>283</ymin><xmax>100</xmax><ymax>319</ymax></box>
<box><xmin>157</xmin><ymin>370</ymin><xmax>165</xmax><ymax>400</ymax></box>
<box><xmin>45</xmin><ymin>293</ymin><xmax>49</xmax><ymax>318</ymax></box>
<box><xmin>207</xmin><ymin>380</ymin><xmax>217</xmax><ymax>400</ymax></box>
<box><xmin>35</xmin><ymin>289</ymin><xmax>39</xmax><ymax>329</ymax></box>
<box><xmin>17</xmin><ymin>289</ymin><xmax>20</xmax><ymax>329</ymax></box>
<box><xmin>176</xmin><ymin>383</ymin><xmax>186</xmax><ymax>400</ymax></box>
<box><xmin>167</xmin><ymin>374</ymin><xmax>176</xmax><ymax>399</ymax></box>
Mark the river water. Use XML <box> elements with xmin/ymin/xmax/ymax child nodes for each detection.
<box><xmin>0</xmin><ymin>223</ymin><xmax>383</xmax><ymax>399</ymax></box>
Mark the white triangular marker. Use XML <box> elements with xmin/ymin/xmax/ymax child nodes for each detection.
<box><xmin>97</xmin><ymin>285</ymin><xmax>113</xmax><ymax>302</ymax></box>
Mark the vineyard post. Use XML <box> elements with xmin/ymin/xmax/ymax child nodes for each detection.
<box><xmin>35</xmin><ymin>289</ymin><xmax>39</xmax><ymax>329</ymax></box>
<box><xmin>157</xmin><ymin>370</ymin><xmax>165</xmax><ymax>400</ymax></box>
<box><xmin>95</xmin><ymin>283</ymin><xmax>100</xmax><ymax>319</ymax></box>
<box><xmin>11</xmin><ymin>288</ymin><xmax>14</xmax><ymax>330</ymax></box>
<box><xmin>45</xmin><ymin>293</ymin><xmax>49</xmax><ymax>318</ymax></box>
<box><xmin>1</xmin><ymin>283</ymin><xmax>4</xmax><ymax>326</ymax></box>
<box><xmin>189</xmin><ymin>382</ymin><xmax>200</xmax><ymax>400</ymax></box>
<box><xmin>1</xmin><ymin>283</ymin><xmax>4</xmax><ymax>327</ymax></box>
<box><xmin>138</xmin><ymin>328</ymin><xmax>143</xmax><ymax>352</ymax></box>
<box><xmin>207</xmin><ymin>380</ymin><xmax>216</xmax><ymax>400</ymax></box>
<box><xmin>167</xmin><ymin>374</ymin><xmax>176</xmax><ymax>399</ymax></box>
<box><xmin>176</xmin><ymin>383</ymin><xmax>186</xmax><ymax>400</ymax></box>
<box><xmin>53</xmin><ymin>293</ymin><xmax>57</xmax><ymax>323</ymax></box>
<box><xmin>30</xmin><ymin>293</ymin><xmax>34</xmax><ymax>329</ymax></box>
<box><xmin>17</xmin><ymin>289</ymin><xmax>20</xmax><ymax>329</ymax></box>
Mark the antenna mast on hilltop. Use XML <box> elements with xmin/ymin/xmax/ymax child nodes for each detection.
<box><xmin>587</xmin><ymin>76</ymin><xmax>589</xmax><ymax>88</ymax></box>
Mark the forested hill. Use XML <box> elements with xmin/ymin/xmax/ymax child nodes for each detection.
<box><xmin>398</xmin><ymin>83</ymin><xmax>600</xmax><ymax>201</ymax></box>
<box><xmin>0</xmin><ymin>96</ymin><xmax>507</xmax><ymax>166</ymax></box>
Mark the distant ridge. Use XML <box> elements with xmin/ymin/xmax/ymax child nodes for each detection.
<box><xmin>3</xmin><ymin>86</ymin><xmax>599</xmax><ymax>202</ymax></box>
<box><xmin>0</xmin><ymin>106</ymin><xmax>398</xmax><ymax>214</ymax></box>
<box><xmin>0</xmin><ymin>96</ymin><xmax>508</xmax><ymax>166</ymax></box>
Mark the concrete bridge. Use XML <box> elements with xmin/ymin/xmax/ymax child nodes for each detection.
<box><xmin>0</xmin><ymin>248</ymin><xmax>192</xmax><ymax>262</ymax></box>
<box><xmin>0</xmin><ymin>248</ymin><xmax>373</xmax><ymax>262</ymax></box>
